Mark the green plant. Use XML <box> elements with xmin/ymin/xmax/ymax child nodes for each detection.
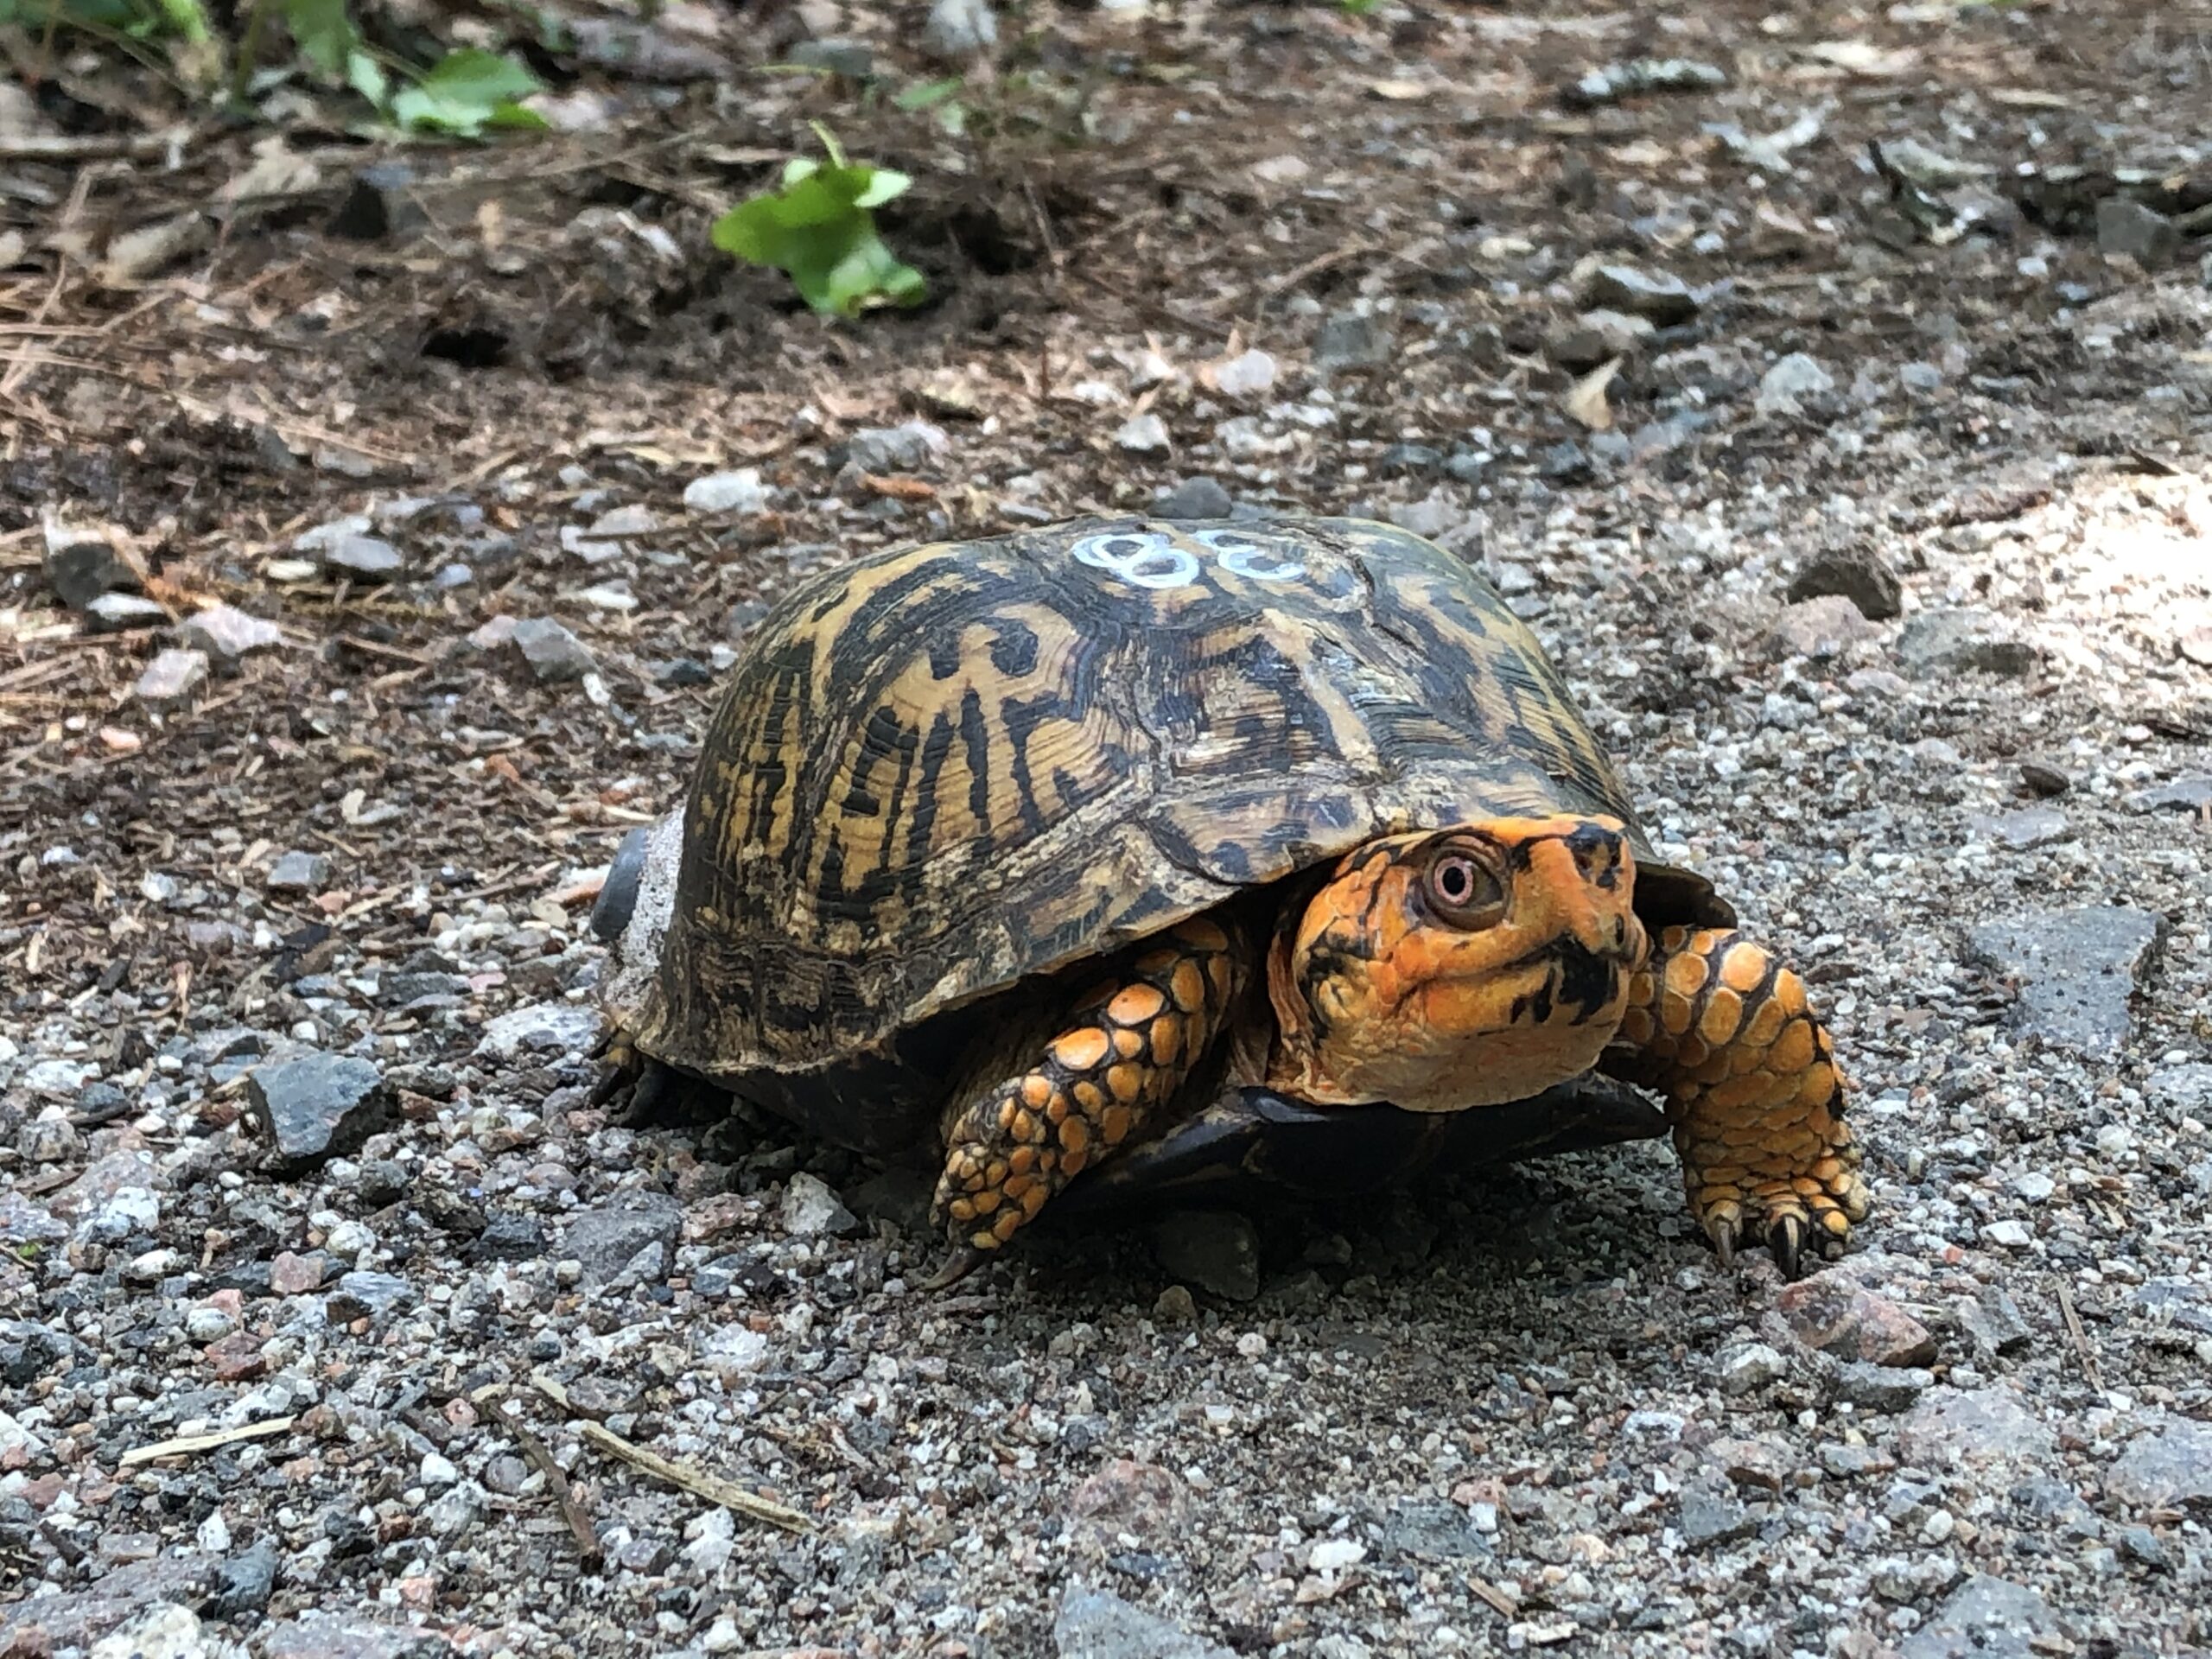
<box><xmin>712</xmin><ymin>125</ymin><xmax>927</xmax><ymax>319</ymax></box>
<box><xmin>1339</xmin><ymin>0</ymin><xmax>1381</xmax><ymax>14</ymax></box>
<box><xmin>894</xmin><ymin>75</ymin><xmax>968</xmax><ymax>137</ymax></box>
<box><xmin>0</xmin><ymin>0</ymin><xmax>209</xmax><ymax>41</ymax></box>
<box><xmin>1</xmin><ymin>0</ymin><xmax>547</xmax><ymax>137</ymax></box>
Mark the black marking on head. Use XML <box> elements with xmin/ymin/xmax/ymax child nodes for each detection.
<box><xmin>989</xmin><ymin>619</ymin><xmax>1039</xmax><ymax>677</ymax></box>
<box><xmin>1549</xmin><ymin>940</ymin><xmax>1620</xmax><ymax>1025</ymax></box>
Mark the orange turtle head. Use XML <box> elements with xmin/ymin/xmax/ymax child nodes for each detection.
<box><xmin>1265</xmin><ymin>817</ymin><xmax>1649</xmax><ymax>1112</ymax></box>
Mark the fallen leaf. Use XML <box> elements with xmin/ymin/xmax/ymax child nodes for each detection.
<box><xmin>863</xmin><ymin>473</ymin><xmax>937</xmax><ymax>501</ymax></box>
<box><xmin>1565</xmin><ymin>357</ymin><xmax>1622</xmax><ymax>430</ymax></box>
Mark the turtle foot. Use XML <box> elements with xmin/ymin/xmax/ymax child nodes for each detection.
<box><xmin>1685</xmin><ymin>1143</ymin><xmax>1869</xmax><ymax>1279</ymax></box>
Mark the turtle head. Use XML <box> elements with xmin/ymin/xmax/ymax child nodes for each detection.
<box><xmin>1264</xmin><ymin>816</ymin><xmax>1648</xmax><ymax>1111</ymax></box>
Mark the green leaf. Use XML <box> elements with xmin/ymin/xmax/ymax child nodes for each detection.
<box><xmin>346</xmin><ymin>48</ymin><xmax>388</xmax><ymax>109</ymax></box>
<box><xmin>283</xmin><ymin>0</ymin><xmax>356</xmax><ymax>80</ymax></box>
<box><xmin>391</xmin><ymin>48</ymin><xmax>547</xmax><ymax>136</ymax></box>
<box><xmin>894</xmin><ymin>77</ymin><xmax>963</xmax><ymax>112</ymax></box>
<box><xmin>712</xmin><ymin>136</ymin><xmax>927</xmax><ymax>318</ymax></box>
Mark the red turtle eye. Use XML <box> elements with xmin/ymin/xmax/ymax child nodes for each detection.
<box><xmin>1423</xmin><ymin>849</ymin><xmax>1505</xmax><ymax>928</ymax></box>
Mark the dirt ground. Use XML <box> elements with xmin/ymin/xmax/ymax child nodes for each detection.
<box><xmin>3</xmin><ymin>1</ymin><xmax>2211</xmax><ymax>1656</ymax></box>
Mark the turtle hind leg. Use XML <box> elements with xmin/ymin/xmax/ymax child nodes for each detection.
<box><xmin>930</xmin><ymin>917</ymin><xmax>1240</xmax><ymax>1261</ymax></box>
<box><xmin>589</xmin><ymin>1041</ymin><xmax>715</xmax><ymax>1127</ymax></box>
<box><xmin>1606</xmin><ymin>926</ymin><xmax>1871</xmax><ymax>1278</ymax></box>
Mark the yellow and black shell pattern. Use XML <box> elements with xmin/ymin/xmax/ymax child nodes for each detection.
<box><xmin>637</xmin><ymin>515</ymin><xmax>1726</xmax><ymax>1084</ymax></box>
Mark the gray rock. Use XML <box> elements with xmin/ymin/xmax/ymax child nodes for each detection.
<box><xmin>1579</xmin><ymin>263</ymin><xmax>1697</xmax><ymax>324</ymax></box>
<box><xmin>1715</xmin><ymin>1340</ymin><xmax>1789</xmax><ymax>1395</ymax></box>
<box><xmin>1546</xmin><ymin>308</ymin><xmax>1654</xmax><ymax>370</ymax></box>
<box><xmin>1052</xmin><ymin>1586</ymin><xmax>1235</xmax><ymax>1659</ymax></box>
<box><xmin>1312</xmin><ymin>309</ymin><xmax>1395</xmax><ymax>372</ymax></box>
<box><xmin>1896</xmin><ymin>608</ymin><xmax>2039</xmax><ymax>677</ymax></box>
<box><xmin>1786</xmin><ymin>548</ymin><xmax>1903</xmax><ymax>620</ymax></box>
<box><xmin>327</xmin><ymin>1270</ymin><xmax>414</xmax><ymax>1320</ymax></box>
<box><xmin>2106</xmin><ymin>1415</ymin><xmax>2212</xmax><ymax>1510</ymax></box>
<box><xmin>136</xmin><ymin>647</ymin><xmax>208</xmax><ymax>706</ymax></box>
<box><xmin>0</xmin><ymin>1554</ymin><xmax>222</xmax><ymax>1651</ymax></box>
<box><xmin>682</xmin><ymin>468</ymin><xmax>770</xmax><ymax>514</ymax></box>
<box><xmin>1677</xmin><ymin>1480</ymin><xmax>1754</xmax><ymax>1547</ymax></box>
<box><xmin>1115</xmin><ymin>412</ymin><xmax>1170</xmax><ymax>454</ymax></box>
<box><xmin>2018</xmin><ymin>761</ymin><xmax>2071</xmax><ymax>798</ymax></box>
<box><xmin>1754</xmin><ymin>352</ymin><xmax>1837</xmax><ymax>416</ymax></box>
<box><xmin>1897</xmin><ymin>1387</ymin><xmax>2056</xmax><ymax>1474</ymax></box>
<box><xmin>86</xmin><ymin>592</ymin><xmax>172</xmax><ymax>632</ymax></box>
<box><xmin>266</xmin><ymin>849</ymin><xmax>331</xmax><ymax>893</ymax></box>
<box><xmin>1154</xmin><ymin>476</ymin><xmax>1234</xmax><ymax>519</ymax></box>
<box><xmin>319</xmin><ymin>533</ymin><xmax>404</xmax><ymax>582</ymax></box>
<box><xmin>2095</xmin><ymin>196</ymin><xmax>2181</xmax><ymax>266</ymax></box>
<box><xmin>43</xmin><ymin>522</ymin><xmax>140</xmax><ymax>609</ymax></box>
<box><xmin>260</xmin><ymin>1614</ymin><xmax>454</xmax><ymax>1659</ymax></box>
<box><xmin>474</xmin><ymin>1001</ymin><xmax>603</xmax><ymax>1061</ymax></box>
<box><xmin>2116</xmin><ymin>1524</ymin><xmax>2172</xmax><ymax>1570</ymax></box>
<box><xmin>780</xmin><ymin>1172</ymin><xmax>860</xmax><ymax>1237</ymax></box>
<box><xmin>922</xmin><ymin>0</ymin><xmax>998</xmax><ymax>58</ymax></box>
<box><xmin>1900</xmin><ymin>1575</ymin><xmax>2058</xmax><ymax>1659</ymax></box>
<box><xmin>95</xmin><ymin>1605</ymin><xmax>207</xmax><ymax>1658</ymax></box>
<box><xmin>845</xmin><ymin>422</ymin><xmax>945</xmax><ymax>473</ymax></box>
<box><xmin>203</xmin><ymin>1539</ymin><xmax>281</xmax><ymax>1618</ymax></box>
<box><xmin>1967</xmin><ymin>906</ymin><xmax>2164</xmax><ymax>1057</ymax></box>
<box><xmin>1957</xmin><ymin>1288</ymin><xmax>2032</xmax><ymax>1358</ymax></box>
<box><xmin>2136</xmin><ymin>773</ymin><xmax>2212</xmax><ymax>813</ymax></box>
<box><xmin>511</xmin><ymin>617</ymin><xmax>595</xmax><ymax>683</ymax></box>
<box><xmin>1151</xmin><ymin>1210</ymin><xmax>1261</xmax><ymax>1302</ymax></box>
<box><xmin>1970</xmin><ymin>806</ymin><xmax>2070</xmax><ymax>850</ymax></box>
<box><xmin>175</xmin><ymin>603</ymin><xmax>283</xmax><ymax>665</ymax></box>
<box><xmin>1374</xmin><ymin>1499</ymin><xmax>1487</xmax><ymax>1561</ymax></box>
<box><xmin>1833</xmin><ymin>1361</ymin><xmax>1933</xmax><ymax>1412</ymax></box>
<box><xmin>565</xmin><ymin>1192</ymin><xmax>683</xmax><ymax>1287</ymax></box>
<box><xmin>245</xmin><ymin>1052</ymin><xmax>390</xmax><ymax>1168</ymax></box>
<box><xmin>788</xmin><ymin>38</ymin><xmax>873</xmax><ymax>79</ymax></box>
<box><xmin>423</xmin><ymin>1478</ymin><xmax>486</xmax><ymax>1536</ymax></box>
<box><xmin>1768</xmin><ymin>595</ymin><xmax>1877</xmax><ymax>659</ymax></box>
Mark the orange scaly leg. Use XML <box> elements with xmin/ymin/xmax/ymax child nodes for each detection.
<box><xmin>1608</xmin><ymin>926</ymin><xmax>1871</xmax><ymax>1277</ymax></box>
<box><xmin>930</xmin><ymin>918</ymin><xmax>1239</xmax><ymax>1262</ymax></box>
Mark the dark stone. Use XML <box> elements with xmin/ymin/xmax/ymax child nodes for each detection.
<box><xmin>1312</xmin><ymin>309</ymin><xmax>1395</xmax><ymax>372</ymax></box>
<box><xmin>564</xmin><ymin>1192</ymin><xmax>683</xmax><ymax>1287</ymax></box>
<box><xmin>470</xmin><ymin>1212</ymin><xmax>550</xmax><ymax>1262</ymax></box>
<box><xmin>1153</xmin><ymin>476</ymin><xmax>1234</xmax><ymax>520</ymax></box>
<box><xmin>512</xmin><ymin>617</ymin><xmax>595</xmax><ymax>683</ymax></box>
<box><xmin>1052</xmin><ymin>1586</ymin><xmax>1234</xmax><ymax>1659</ymax></box>
<box><xmin>326</xmin><ymin>1271</ymin><xmax>415</xmax><ymax>1321</ymax></box>
<box><xmin>44</xmin><ymin>527</ymin><xmax>139</xmax><ymax>610</ymax></box>
<box><xmin>2106</xmin><ymin>1416</ymin><xmax>2212</xmax><ymax>1510</ymax></box>
<box><xmin>1957</xmin><ymin>1287</ymin><xmax>2033</xmax><ymax>1358</ymax></box>
<box><xmin>1900</xmin><ymin>1576</ymin><xmax>2058</xmax><ymax>1659</ymax></box>
<box><xmin>1150</xmin><ymin>1210</ymin><xmax>1260</xmax><ymax>1302</ymax></box>
<box><xmin>1677</xmin><ymin>1480</ymin><xmax>1754</xmax><ymax>1547</ymax></box>
<box><xmin>1896</xmin><ymin>608</ymin><xmax>2039</xmax><ymax>678</ymax></box>
<box><xmin>356</xmin><ymin>1160</ymin><xmax>410</xmax><ymax>1208</ymax></box>
<box><xmin>1376</xmin><ymin>443</ymin><xmax>1445</xmax><ymax>477</ymax></box>
<box><xmin>1787</xmin><ymin>549</ymin><xmax>1904</xmax><ymax>620</ymax></box>
<box><xmin>245</xmin><ymin>1052</ymin><xmax>391</xmax><ymax>1168</ymax></box>
<box><xmin>1832</xmin><ymin>1361</ymin><xmax>1933</xmax><ymax>1412</ymax></box>
<box><xmin>205</xmin><ymin>1537</ymin><xmax>283</xmax><ymax>1618</ymax></box>
<box><xmin>2095</xmin><ymin>197</ymin><xmax>2181</xmax><ymax>265</ymax></box>
<box><xmin>1537</xmin><ymin>441</ymin><xmax>1592</xmax><ymax>481</ymax></box>
<box><xmin>650</xmin><ymin>658</ymin><xmax>714</xmax><ymax>688</ymax></box>
<box><xmin>1967</xmin><ymin>906</ymin><xmax>2164</xmax><ymax>1057</ymax></box>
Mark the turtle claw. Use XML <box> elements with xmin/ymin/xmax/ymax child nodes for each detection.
<box><xmin>1707</xmin><ymin>1214</ymin><xmax>1738</xmax><ymax>1270</ymax></box>
<box><xmin>918</xmin><ymin>1246</ymin><xmax>989</xmax><ymax>1292</ymax></box>
<box><xmin>1768</xmin><ymin>1213</ymin><xmax>1806</xmax><ymax>1281</ymax></box>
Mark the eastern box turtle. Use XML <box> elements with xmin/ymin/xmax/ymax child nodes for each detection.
<box><xmin>593</xmin><ymin>516</ymin><xmax>1869</xmax><ymax>1279</ymax></box>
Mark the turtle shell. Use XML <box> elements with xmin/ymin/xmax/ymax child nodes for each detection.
<box><xmin>631</xmin><ymin>515</ymin><xmax>1729</xmax><ymax>1122</ymax></box>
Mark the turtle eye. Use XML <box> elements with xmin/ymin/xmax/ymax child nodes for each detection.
<box><xmin>1422</xmin><ymin>848</ymin><xmax>1506</xmax><ymax>929</ymax></box>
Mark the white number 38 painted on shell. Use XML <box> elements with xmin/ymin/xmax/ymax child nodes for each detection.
<box><xmin>1071</xmin><ymin>528</ymin><xmax>1306</xmax><ymax>591</ymax></box>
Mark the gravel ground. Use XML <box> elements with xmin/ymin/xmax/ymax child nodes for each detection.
<box><xmin>3</xmin><ymin>1</ymin><xmax>2210</xmax><ymax>1656</ymax></box>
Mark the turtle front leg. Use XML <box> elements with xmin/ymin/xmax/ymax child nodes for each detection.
<box><xmin>1606</xmin><ymin>926</ymin><xmax>1871</xmax><ymax>1277</ymax></box>
<box><xmin>931</xmin><ymin>918</ymin><xmax>1240</xmax><ymax>1263</ymax></box>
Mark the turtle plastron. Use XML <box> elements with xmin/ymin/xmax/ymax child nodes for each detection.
<box><xmin>1607</xmin><ymin>925</ymin><xmax>1872</xmax><ymax>1277</ymax></box>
